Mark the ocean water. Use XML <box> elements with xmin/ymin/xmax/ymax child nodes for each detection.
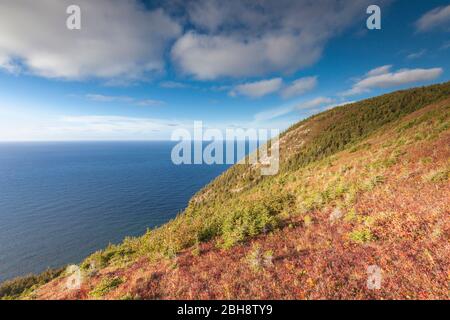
<box><xmin>0</xmin><ymin>141</ymin><xmax>230</xmax><ymax>282</ymax></box>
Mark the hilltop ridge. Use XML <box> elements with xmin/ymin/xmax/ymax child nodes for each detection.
<box><xmin>2</xmin><ymin>82</ymin><xmax>449</xmax><ymax>300</ymax></box>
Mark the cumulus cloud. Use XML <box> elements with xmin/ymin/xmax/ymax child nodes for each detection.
<box><xmin>0</xmin><ymin>0</ymin><xmax>181</xmax><ymax>80</ymax></box>
<box><xmin>171</xmin><ymin>0</ymin><xmax>384</xmax><ymax>79</ymax></box>
<box><xmin>230</xmin><ymin>78</ymin><xmax>283</xmax><ymax>98</ymax></box>
<box><xmin>281</xmin><ymin>76</ymin><xmax>318</xmax><ymax>98</ymax></box>
<box><xmin>342</xmin><ymin>66</ymin><xmax>443</xmax><ymax>96</ymax></box>
<box><xmin>0</xmin><ymin>0</ymin><xmax>395</xmax><ymax>84</ymax></box>
<box><xmin>416</xmin><ymin>5</ymin><xmax>450</xmax><ymax>32</ymax></box>
<box><xmin>171</xmin><ymin>32</ymin><xmax>322</xmax><ymax>80</ymax></box>
<box><xmin>85</xmin><ymin>94</ymin><xmax>164</xmax><ymax>107</ymax></box>
<box><xmin>0</xmin><ymin>0</ymin><xmax>398</xmax><ymax>86</ymax></box>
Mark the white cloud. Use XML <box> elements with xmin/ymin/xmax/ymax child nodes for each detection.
<box><xmin>0</xmin><ymin>54</ymin><xmax>20</xmax><ymax>74</ymax></box>
<box><xmin>39</xmin><ymin>115</ymin><xmax>186</xmax><ymax>140</ymax></box>
<box><xmin>416</xmin><ymin>5</ymin><xmax>450</xmax><ymax>32</ymax></box>
<box><xmin>228</xmin><ymin>75</ymin><xmax>317</xmax><ymax>98</ymax></box>
<box><xmin>172</xmin><ymin>32</ymin><xmax>322</xmax><ymax>80</ymax></box>
<box><xmin>254</xmin><ymin>96</ymin><xmax>333</xmax><ymax>121</ymax></box>
<box><xmin>187</xmin><ymin>0</ymin><xmax>225</xmax><ymax>33</ymax></box>
<box><xmin>136</xmin><ymin>100</ymin><xmax>165</xmax><ymax>107</ymax></box>
<box><xmin>159</xmin><ymin>81</ymin><xmax>190</xmax><ymax>89</ymax></box>
<box><xmin>254</xmin><ymin>105</ymin><xmax>296</xmax><ymax>122</ymax></box>
<box><xmin>366</xmin><ymin>65</ymin><xmax>392</xmax><ymax>76</ymax></box>
<box><xmin>85</xmin><ymin>94</ymin><xmax>164</xmax><ymax>107</ymax></box>
<box><xmin>323</xmin><ymin>100</ymin><xmax>356</xmax><ymax>110</ymax></box>
<box><xmin>58</xmin><ymin>116</ymin><xmax>173</xmax><ymax>133</ymax></box>
<box><xmin>0</xmin><ymin>0</ymin><xmax>396</xmax><ymax>84</ymax></box>
<box><xmin>230</xmin><ymin>78</ymin><xmax>283</xmax><ymax>98</ymax></box>
<box><xmin>406</xmin><ymin>49</ymin><xmax>427</xmax><ymax>60</ymax></box>
<box><xmin>86</xmin><ymin>94</ymin><xmax>133</xmax><ymax>103</ymax></box>
<box><xmin>281</xmin><ymin>76</ymin><xmax>317</xmax><ymax>98</ymax></box>
<box><xmin>0</xmin><ymin>1</ymin><xmax>181</xmax><ymax>81</ymax></box>
<box><xmin>0</xmin><ymin>102</ymin><xmax>185</xmax><ymax>140</ymax></box>
<box><xmin>296</xmin><ymin>97</ymin><xmax>333</xmax><ymax>110</ymax></box>
<box><xmin>342</xmin><ymin>66</ymin><xmax>443</xmax><ymax>96</ymax></box>
<box><xmin>171</xmin><ymin>0</ymin><xmax>383</xmax><ymax>79</ymax></box>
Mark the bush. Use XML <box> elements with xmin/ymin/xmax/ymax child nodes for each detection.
<box><xmin>220</xmin><ymin>203</ymin><xmax>279</xmax><ymax>249</ymax></box>
<box><xmin>423</xmin><ymin>168</ymin><xmax>449</xmax><ymax>183</ymax></box>
<box><xmin>303</xmin><ymin>215</ymin><xmax>313</xmax><ymax>227</ymax></box>
<box><xmin>0</xmin><ymin>267</ymin><xmax>64</xmax><ymax>299</ymax></box>
<box><xmin>246</xmin><ymin>244</ymin><xmax>273</xmax><ymax>271</ymax></box>
<box><xmin>81</xmin><ymin>242</ymin><xmax>136</xmax><ymax>271</ymax></box>
<box><xmin>89</xmin><ymin>276</ymin><xmax>123</xmax><ymax>298</ymax></box>
<box><xmin>348</xmin><ymin>228</ymin><xmax>375</xmax><ymax>244</ymax></box>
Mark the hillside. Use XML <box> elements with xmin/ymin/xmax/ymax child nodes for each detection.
<box><xmin>2</xmin><ymin>82</ymin><xmax>449</xmax><ymax>300</ymax></box>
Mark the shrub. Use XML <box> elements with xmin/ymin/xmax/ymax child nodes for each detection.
<box><xmin>303</xmin><ymin>215</ymin><xmax>313</xmax><ymax>227</ymax></box>
<box><xmin>363</xmin><ymin>174</ymin><xmax>385</xmax><ymax>191</ymax></box>
<box><xmin>220</xmin><ymin>204</ymin><xmax>279</xmax><ymax>249</ymax></box>
<box><xmin>0</xmin><ymin>267</ymin><xmax>64</xmax><ymax>299</ymax></box>
<box><xmin>191</xmin><ymin>240</ymin><xmax>201</xmax><ymax>256</ymax></box>
<box><xmin>348</xmin><ymin>228</ymin><xmax>375</xmax><ymax>244</ymax></box>
<box><xmin>423</xmin><ymin>168</ymin><xmax>449</xmax><ymax>183</ymax></box>
<box><xmin>81</xmin><ymin>242</ymin><xmax>135</xmax><ymax>271</ymax></box>
<box><xmin>89</xmin><ymin>276</ymin><xmax>123</xmax><ymax>298</ymax></box>
<box><xmin>246</xmin><ymin>244</ymin><xmax>274</xmax><ymax>271</ymax></box>
<box><xmin>344</xmin><ymin>208</ymin><xmax>358</xmax><ymax>222</ymax></box>
<box><xmin>419</xmin><ymin>157</ymin><xmax>432</xmax><ymax>165</ymax></box>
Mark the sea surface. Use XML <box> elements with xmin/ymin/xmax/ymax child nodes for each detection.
<box><xmin>0</xmin><ymin>141</ymin><xmax>231</xmax><ymax>282</ymax></box>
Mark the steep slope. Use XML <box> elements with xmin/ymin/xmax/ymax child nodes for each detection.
<box><xmin>3</xmin><ymin>82</ymin><xmax>450</xmax><ymax>300</ymax></box>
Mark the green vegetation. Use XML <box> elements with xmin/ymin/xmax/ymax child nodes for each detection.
<box><xmin>220</xmin><ymin>203</ymin><xmax>279</xmax><ymax>249</ymax></box>
<box><xmin>344</xmin><ymin>208</ymin><xmax>358</xmax><ymax>223</ymax></box>
<box><xmin>303</xmin><ymin>215</ymin><xmax>313</xmax><ymax>227</ymax></box>
<box><xmin>0</xmin><ymin>267</ymin><xmax>64</xmax><ymax>300</ymax></box>
<box><xmin>348</xmin><ymin>227</ymin><xmax>375</xmax><ymax>244</ymax></box>
<box><xmin>423</xmin><ymin>167</ymin><xmax>450</xmax><ymax>183</ymax></box>
<box><xmin>285</xmin><ymin>82</ymin><xmax>450</xmax><ymax>171</ymax></box>
<box><xmin>89</xmin><ymin>276</ymin><xmax>123</xmax><ymax>298</ymax></box>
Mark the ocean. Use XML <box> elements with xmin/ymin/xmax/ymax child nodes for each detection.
<box><xmin>0</xmin><ymin>141</ymin><xmax>230</xmax><ymax>282</ymax></box>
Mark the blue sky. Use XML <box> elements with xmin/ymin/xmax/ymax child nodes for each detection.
<box><xmin>0</xmin><ymin>0</ymin><xmax>449</xmax><ymax>141</ymax></box>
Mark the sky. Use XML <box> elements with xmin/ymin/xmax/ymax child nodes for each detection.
<box><xmin>0</xmin><ymin>0</ymin><xmax>449</xmax><ymax>141</ymax></box>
